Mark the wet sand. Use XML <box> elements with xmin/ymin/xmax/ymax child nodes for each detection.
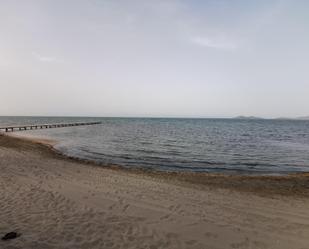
<box><xmin>0</xmin><ymin>134</ymin><xmax>309</xmax><ymax>248</ymax></box>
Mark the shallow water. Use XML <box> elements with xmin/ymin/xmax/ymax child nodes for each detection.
<box><xmin>1</xmin><ymin>116</ymin><xmax>309</xmax><ymax>174</ymax></box>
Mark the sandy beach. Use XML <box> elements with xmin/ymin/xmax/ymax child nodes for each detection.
<box><xmin>0</xmin><ymin>134</ymin><xmax>309</xmax><ymax>249</ymax></box>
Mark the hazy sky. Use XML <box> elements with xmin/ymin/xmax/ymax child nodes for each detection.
<box><xmin>0</xmin><ymin>0</ymin><xmax>308</xmax><ymax>118</ymax></box>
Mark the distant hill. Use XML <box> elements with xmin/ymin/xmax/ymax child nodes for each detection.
<box><xmin>232</xmin><ymin>116</ymin><xmax>309</xmax><ymax>120</ymax></box>
<box><xmin>233</xmin><ymin>116</ymin><xmax>264</xmax><ymax>120</ymax></box>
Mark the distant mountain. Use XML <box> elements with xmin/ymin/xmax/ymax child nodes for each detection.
<box><xmin>233</xmin><ymin>116</ymin><xmax>264</xmax><ymax>120</ymax></box>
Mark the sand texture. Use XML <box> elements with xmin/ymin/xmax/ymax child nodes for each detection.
<box><xmin>0</xmin><ymin>134</ymin><xmax>309</xmax><ymax>249</ymax></box>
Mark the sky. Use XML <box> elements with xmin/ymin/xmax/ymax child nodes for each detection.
<box><xmin>0</xmin><ymin>0</ymin><xmax>308</xmax><ymax>118</ymax></box>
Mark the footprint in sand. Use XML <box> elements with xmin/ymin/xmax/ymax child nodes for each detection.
<box><xmin>122</xmin><ymin>204</ymin><xmax>130</xmax><ymax>212</ymax></box>
<box><xmin>204</xmin><ymin>232</ymin><xmax>218</xmax><ymax>239</ymax></box>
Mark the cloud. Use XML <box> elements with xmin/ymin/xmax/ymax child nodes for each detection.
<box><xmin>190</xmin><ymin>36</ymin><xmax>237</xmax><ymax>50</ymax></box>
<box><xmin>32</xmin><ymin>52</ymin><xmax>60</xmax><ymax>63</ymax></box>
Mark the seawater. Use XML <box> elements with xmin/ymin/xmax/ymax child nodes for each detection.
<box><xmin>1</xmin><ymin>116</ymin><xmax>309</xmax><ymax>174</ymax></box>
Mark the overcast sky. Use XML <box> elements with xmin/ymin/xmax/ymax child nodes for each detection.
<box><xmin>0</xmin><ymin>0</ymin><xmax>308</xmax><ymax>118</ymax></box>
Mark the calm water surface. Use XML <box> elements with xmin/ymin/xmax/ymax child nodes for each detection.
<box><xmin>1</xmin><ymin>116</ymin><xmax>309</xmax><ymax>174</ymax></box>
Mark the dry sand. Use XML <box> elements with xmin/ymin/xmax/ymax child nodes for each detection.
<box><xmin>0</xmin><ymin>134</ymin><xmax>309</xmax><ymax>249</ymax></box>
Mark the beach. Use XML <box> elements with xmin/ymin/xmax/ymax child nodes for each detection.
<box><xmin>1</xmin><ymin>134</ymin><xmax>309</xmax><ymax>249</ymax></box>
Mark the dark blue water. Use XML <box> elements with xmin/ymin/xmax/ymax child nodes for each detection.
<box><xmin>1</xmin><ymin>117</ymin><xmax>309</xmax><ymax>174</ymax></box>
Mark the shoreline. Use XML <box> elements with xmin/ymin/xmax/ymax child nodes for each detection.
<box><xmin>1</xmin><ymin>132</ymin><xmax>309</xmax><ymax>248</ymax></box>
<box><xmin>2</xmin><ymin>132</ymin><xmax>309</xmax><ymax>198</ymax></box>
<box><xmin>6</xmin><ymin>130</ymin><xmax>309</xmax><ymax>177</ymax></box>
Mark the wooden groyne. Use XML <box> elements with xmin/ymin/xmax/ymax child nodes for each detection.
<box><xmin>0</xmin><ymin>121</ymin><xmax>101</xmax><ymax>132</ymax></box>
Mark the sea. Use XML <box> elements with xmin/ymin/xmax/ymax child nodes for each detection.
<box><xmin>1</xmin><ymin>116</ymin><xmax>309</xmax><ymax>175</ymax></box>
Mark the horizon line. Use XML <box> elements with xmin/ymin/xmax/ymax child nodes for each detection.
<box><xmin>0</xmin><ymin>115</ymin><xmax>308</xmax><ymax>120</ymax></box>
